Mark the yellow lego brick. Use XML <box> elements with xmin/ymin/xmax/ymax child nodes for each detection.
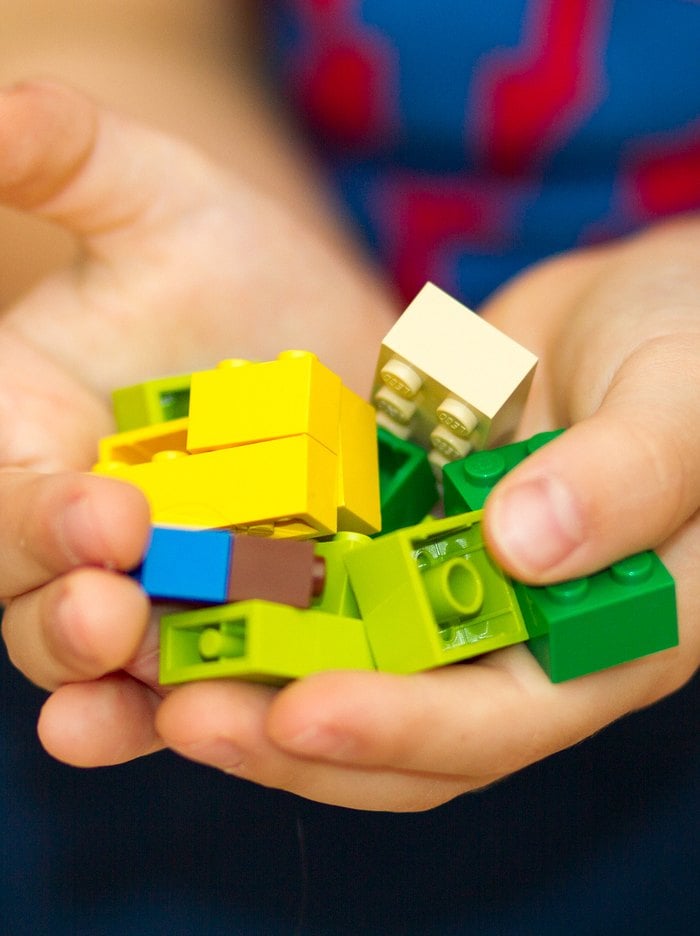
<box><xmin>93</xmin><ymin>434</ymin><xmax>338</xmax><ymax>538</ymax></box>
<box><xmin>97</xmin><ymin>418</ymin><xmax>189</xmax><ymax>466</ymax></box>
<box><xmin>372</xmin><ymin>283</ymin><xmax>537</xmax><ymax>469</ymax></box>
<box><xmin>336</xmin><ymin>386</ymin><xmax>381</xmax><ymax>535</ymax></box>
<box><xmin>186</xmin><ymin>351</ymin><xmax>343</xmax><ymax>455</ymax></box>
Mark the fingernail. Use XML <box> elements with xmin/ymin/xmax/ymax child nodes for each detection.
<box><xmin>490</xmin><ymin>476</ymin><xmax>584</xmax><ymax>576</ymax></box>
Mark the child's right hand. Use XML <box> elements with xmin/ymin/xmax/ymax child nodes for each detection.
<box><xmin>0</xmin><ymin>80</ymin><xmax>396</xmax><ymax>766</ymax></box>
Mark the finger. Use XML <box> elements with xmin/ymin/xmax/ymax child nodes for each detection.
<box><xmin>484</xmin><ymin>333</ymin><xmax>700</xmax><ymax>582</ymax></box>
<box><xmin>264</xmin><ymin>639</ymin><xmax>685</xmax><ymax>779</ymax></box>
<box><xmin>266</xmin><ymin>513</ymin><xmax>700</xmax><ymax>779</ymax></box>
<box><xmin>2</xmin><ymin>566</ymin><xmax>152</xmax><ymax>690</ymax></box>
<box><xmin>162</xmin><ymin>520</ymin><xmax>700</xmax><ymax>807</ymax></box>
<box><xmin>0</xmin><ymin>80</ymin><xmax>225</xmax><ymax>244</ymax></box>
<box><xmin>157</xmin><ymin>681</ymin><xmax>468</xmax><ymax>812</ymax></box>
<box><xmin>0</xmin><ymin>471</ymin><xmax>150</xmax><ymax>598</ymax></box>
<box><xmin>0</xmin><ymin>79</ymin><xmax>238</xmax><ymax>394</ymax></box>
<box><xmin>0</xmin><ymin>329</ymin><xmax>112</xmax><ymax>471</ymax></box>
<box><xmin>37</xmin><ymin>672</ymin><xmax>164</xmax><ymax>767</ymax></box>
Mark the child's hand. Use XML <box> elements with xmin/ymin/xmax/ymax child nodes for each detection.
<box><xmin>153</xmin><ymin>219</ymin><xmax>700</xmax><ymax>811</ymax></box>
<box><xmin>0</xmin><ymin>82</ymin><xmax>396</xmax><ymax>398</ymax></box>
<box><xmin>0</xmin><ymin>80</ymin><xmax>395</xmax><ymax>766</ymax></box>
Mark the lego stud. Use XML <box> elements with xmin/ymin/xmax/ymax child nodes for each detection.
<box><xmin>235</xmin><ymin>522</ymin><xmax>275</xmax><ymax>537</ymax></box>
<box><xmin>380</xmin><ymin>357</ymin><xmax>423</xmax><ymax>399</ymax></box>
<box><xmin>198</xmin><ymin>625</ymin><xmax>245</xmax><ymax>661</ymax></box>
<box><xmin>376</xmin><ymin>410</ymin><xmax>412</xmax><ymax>440</ymax></box>
<box><xmin>328</xmin><ymin>531</ymin><xmax>372</xmax><ymax>546</ymax></box>
<box><xmin>277</xmin><ymin>350</ymin><xmax>318</xmax><ymax>362</ymax></box>
<box><xmin>611</xmin><ymin>552</ymin><xmax>654</xmax><ymax>585</ymax></box>
<box><xmin>463</xmin><ymin>450</ymin><xmax>508</xmax><ymax>487</ymax></box>
<box><xmin>374</xmin><ymin>386</ymin><xmax>417</xmax><ymax>425</ymax></box>
<box><xmin>151</xmin><ymin>449</ymin><xmax>188</xmax><ymax>463</ymax></box>
<box><xmin>98</xmin><ymin>459</ymin><xmax>129</xmax><ymax>470</ymax></box>
<box><xmin>217</xmin><ymin>358</ymin><xmax>252</xmax><ymax>369</ymax></box>
<box><xmin>421</xmin><ymin>557</ymin><xmax>484</xmax><ymax>623</ymax></box>
<box><xmin>545</xmin><ymin>579</ymin><xmax>590</xmax><ymax>605</ymax></box>
<box><xmin>430</xmin><ymin>425</ymin><xmax>472</xmax><ymax>460</ymax></box>
<box><xmin>436</xmin><ymin>397</ymin><xmax>478</xmax><ymax>439</ymax></box>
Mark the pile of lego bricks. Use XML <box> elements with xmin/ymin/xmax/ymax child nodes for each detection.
<box><xmin>93</xmin><ymin>284</ymin><xmax>677</xmax><ymax>687</ymax></box>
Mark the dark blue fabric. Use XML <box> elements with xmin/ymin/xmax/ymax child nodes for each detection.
<box><xmin>268</xmin><ymin>0</ymin><xmax>700</xmax><ymax>306</ymax></box>
<box><xmin>2</xmin><ymin>641</ymin><xmax>697</xmax><ymax>935</ymax></box>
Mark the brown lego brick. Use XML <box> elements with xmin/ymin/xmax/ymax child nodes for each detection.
<box><xmin>228</xmin><ymin>536</ymin><xmax>326</xmax><ymax>609</ymax></box>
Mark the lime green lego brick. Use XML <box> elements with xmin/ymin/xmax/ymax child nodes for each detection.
<box><xmin>160</xmin><ymin>599</ymin><xmax>375</xmax><ymax>686</ymax></box>
<box><xmin>312</xmin><ymin>532</ymin><xmax>370</xmax><ymax>617</ymax></box>
<box><xmin>112</xmin><ymin>375</ymin><xmax>192</xmax><ymax>432</ymax></box>
<box><xmin>344</xmin><ymin>511</ymin><xmax>528</xmax><ymax>673</ymax></box>
<box><xmin>517</xmin><ymin>551</ymin><xmax>678</xmax><ymax>683</ymax></box>
<box><xmin>443</xmin><ymin>429</ymin><xmax>564</xmax><ymax>514</ymax></box>
<box><xmin>377</xmin><ymin>427</ymin><xmax>439</xmax><ymax>534</ymax></box>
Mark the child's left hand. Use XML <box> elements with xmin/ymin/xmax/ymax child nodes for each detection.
<box><xmin>153</xmin><ymin>217</ymin><xmax>700</xmax><ymax>811</ymax></box>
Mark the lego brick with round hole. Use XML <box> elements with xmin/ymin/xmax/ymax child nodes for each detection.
<box><xmin>343</xmin><ymin>511</ymin><xmax>528</xmax><ymax>673</ymax></box>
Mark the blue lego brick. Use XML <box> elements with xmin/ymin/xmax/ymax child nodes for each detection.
<box><xmin>133</xmin><ymin>526</ymin><xmax>232</xmax><ymax>603</ymax></box>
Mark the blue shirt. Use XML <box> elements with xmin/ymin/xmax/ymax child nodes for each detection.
<box><xmin>267</xmin><ymin>0</ymin><xmax>700</xmax><ymax>305</ymax></box>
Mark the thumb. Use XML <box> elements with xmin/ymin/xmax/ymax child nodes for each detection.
<box><xmin>484</xmin><ymin>333</ymin><xmax>700</xmax><ymax>582</ymax></box>
<box><xmin>0</xmin><ymin>80</ymin><xmax>224</xmax><ymax>247</ymax></box>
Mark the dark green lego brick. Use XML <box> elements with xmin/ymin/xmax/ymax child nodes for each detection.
<box><xmin>344</xmin><ymin>511</ymin><xmax>528</xmax><ymax>673</ymax></box>
<box><xmin>516</xmin><ymin>551</ymin><xmax>678</xmax><ymax>682</ymax></box>
<box><xmin>443</xmin><ymin>429</ymin><xmax>564</xmax><ymax>514</ymax></box>
<box><xmin>160</xmin><ymin>599</ymin><xmax>375</xmax><ymax>686</ymax></box>
<box><xmin>377</xmin><ymin>427</ymin><xmax>439</xmax><ymax>534</ymax></box>
<box><xmin>112</xmin><ymin>374</ymin><xmax>192</xmax><ymax>432</ymax></box>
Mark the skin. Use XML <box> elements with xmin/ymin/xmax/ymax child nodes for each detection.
<box><xmin>1</xmin><ymin>31</ymin><xmax>698</xmax><ymax>812</ymax></box>
<box><xmin>156</xmin><ymin>224</ymin><xmax>700</xmax><ymax>811</ymax></box>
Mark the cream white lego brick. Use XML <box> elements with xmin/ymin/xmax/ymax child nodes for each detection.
<box><xmin>372</xmin><ymin>283</ymin><xmax>537</xmax><ymax>452</ymax></box>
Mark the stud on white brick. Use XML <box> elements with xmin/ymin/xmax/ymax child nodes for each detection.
<box><xmin>371</xmin><ymin>283</ymin><xmax>537</xmax><ymax>461</ymax></box>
